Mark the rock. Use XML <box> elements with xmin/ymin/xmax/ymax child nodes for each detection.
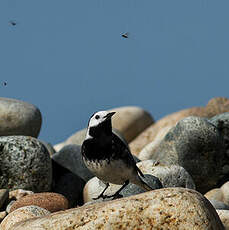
<box><xmin>206</xmin><ymin>97</ymin><xmax>229</xmax><ymax>117</ymax></box>
<box><xmin>130</xmin><ymin>97</ymin><xmax>229</xmax><ymax>156</ymax></box>
<box><xmin>138</xmin><ymin>125</ymin><xmax>173</xmax><ymax>160</ymax></box>
<box><xmin>52</xmin><ymin>144</ymin><xmax>94</xmax><ymax>182</ymax></box>
<box><xmin>9</xmin><ymin>189</ymin><xmax>34</xmax><ymax>201</ymax></box>
<box><xmin>110</xmin><ymin>106</ymin><xmax>154</xmax><ymax>142</ymax></box>
<box><xmin>209</xmin><ymin>200</ymin><xmax>229</xmax><ymax>210</ymax></box>
<box><xmin>137</xmin><ymin>160</ymin><xmax>196</xmax><ymax>189</ymax></box>
<box><xmin>6</xmin><ymin>201</ymin><xmax>15</xmax><ymax>214</ymax></box>
<box><xmin>0</xmin><ymin>97</ymin><xmax>42</xmax><ymax>137</ymax></box>
<box><xmin>40</xmin><ymin>140</ymin><xmax>56</xmax><ymax>156</ymax></box>
<box><xmin>52</xmin><ymin>172</ymin><xmax>85</xmax><ymax>207</ymax></box>
<box><xmin>9</xmin><ymin>192</ymin><xmax>68</xmax><ymax>213</ymax></box>
<box><xmin>210</xmin><ymin>112</ymin><xmax>229</xmax><ymax>158</ymax></box>
<box><xmin>0</xmin><ymin>211</ymin><xmax>6</xmax><ymax>223</ymax></box>
<box><xmin>151</xmin><ymin>116</ymin><xmax>227</xmax><ymax>193</ymax></box>
<box><xmin>217</xmin><ymin>210</ymin><xmax>229</xmax><ymax>230</ymax></box>
<box><xmin>11</xmin><ymin>188</ymin><xmax>224</xmax><ymax>230</ymax></box>
<box><xmin>205</xmin><ymin>188</ymin><xmax>223</xmax><ymax>202</ymax></box>
<box><xmin>83</xmin><ymin>174</ymin><xmax>162</xmax><ymax>203</ymax></box>
<box><xmin>220</xmin><ymin>181</ymin><xmax>229</xmax><ymax>206</ymax></box>
<box><xmin>54</xmin><ymin>129</ymin><xmax>87</xmax><ymax>152</ymax></box>
<box><xmin>0</xmin><ymin>205</ymin><xmax>50</xmax><ymax>230</ymax></box>
<box><xmin>0</xmin><ymin>189</ymin><xmax>9</xmax><ymax>209</ymax></box>
<box><xmin>0</xmin><ymin>136</ymin><xmax>52</xmax><ymax>192</ymax></box>
<box><xmin>129</xmin><ymin>107</ymin><xmax>207</xmax><ymax>156</ymax></box>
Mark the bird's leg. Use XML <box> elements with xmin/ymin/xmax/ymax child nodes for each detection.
<box><xmin>106</xmin><ymin>180</ymin><xmax>129</xmax><ymax>200</ymax></box>
<box><xmin>93</xmin><ymin>183</ymin><xmax>110</xmax><ymax>200</ymax></box>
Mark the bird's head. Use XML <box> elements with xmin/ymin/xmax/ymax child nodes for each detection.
<box><xmin>86</xmin><ymin>111</ymin><xmax>116</xmax><ymax>139</ymax></box>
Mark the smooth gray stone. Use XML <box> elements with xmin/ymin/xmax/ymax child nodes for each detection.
<box><xmin>152</xmin><ymin>116</ymin><xmax>226</xmax><ymax>193</ymax></box>
<box><xmin>0</xmin><ymin>97</ymin><xmax>42</xmax><ymax>137</ymax></box>
<box><xmin>0</xmin><ymin>136</ymin><xmax>52</xmax><ymax>192</ymax></box>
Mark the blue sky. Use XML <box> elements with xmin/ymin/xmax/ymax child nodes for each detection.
<box><xmin>0</xmin><ymin>0</ymin><xmax>229</xmax><ymax>144</ymax></box>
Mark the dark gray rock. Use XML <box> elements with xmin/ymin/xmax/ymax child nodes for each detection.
<box><xmin>152</xmin><ymin>116</ymin><xmax>227</xmax><ymax>193</ymax></box>
<box><xmin>210</xmin><ymin>112</ymin><xmax>229</xmax><ymax>158</ymax></box>
<box><xmin>52</xmin><ymin>172</ymin><xmax>85</xmax><ymax>208</ymax></box>
<box><xmin>52</xmin><ymin>144</ymin><xmax>140</xmax><ymax>183</ymax></box>
<box><xmin>52</xmin><ymin>144</ymin><xmax>94</xmax><ymax>182</ymax></box>
<box><xmin>0</xmin><ymin>97</ymin><xmax>42</xmax><ymax>137</ymax></box>
<box><xmin>0</xmin><ymin>136</ymin><xmax>52</xmax><ymax>192</ymax></box>
<box><xmin>0</xmin><ymin>189</ymin><xmax>9</xmax><ymax>210</ymax></box>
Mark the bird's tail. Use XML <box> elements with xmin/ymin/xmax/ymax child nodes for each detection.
<box><xmin>135</xmin><ymin>176</ymin><xmax>153</xmax><ymax>191</ymax></box>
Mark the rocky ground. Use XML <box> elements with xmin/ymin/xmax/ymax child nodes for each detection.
<box><xmin>0</xmin><ymin>97</ymin><xmax>229</xmax><ymax>229</ymax></box>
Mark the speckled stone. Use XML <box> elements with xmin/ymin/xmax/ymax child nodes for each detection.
<box><xmin>9</xmin><ymin>192</ymin><xmax>68</xmax><ymax>213</ymax></box>
<box><xmin>151</xmin><ymin>116</ymin><xmax>227</xmax><ymax>193</ymax></box>
<box><xmin>83</xmin><ymin>174</ymin><xmax>162</xmax><ymax>203</ymax></box>
<box><xmin>0</xmin><ymin>136</ymin><xmax>52</xmax><ymax>192</ymax></box>
<box><xmin>0</xmin><ymin>97</ymin><xmax>42</xmax><ymax>137</ymax></box>
<box><xmin>137</xmin><ymin>160</ymin><xmax>196</xmax><ymax>189</ymax></box>
<box><xmin>0</xmin><ymin>189</ymin><xmax>9</xmax><ymax>209</ymax></box>
<box><xmin>0</xmin><ymin>205</ymin><xmax>50</xmax><ymax>230</ymax></box>
<box><xmin>11</xmin><ymin>188</ymin><xmax>224</xmax><ymax>230</ymax></box>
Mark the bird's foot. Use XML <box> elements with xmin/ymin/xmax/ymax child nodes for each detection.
<box><xmin>93</xmin><ymin>194</ymin><xmax>108</xmax><ymax>200</ymax></box>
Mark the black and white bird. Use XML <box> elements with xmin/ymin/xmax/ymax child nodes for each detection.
<box><xmin>81</xmin><ymin>110</ymin><xmax>152</xmax><ymax>200</ymax></box>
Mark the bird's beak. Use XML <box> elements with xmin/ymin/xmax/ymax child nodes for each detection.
<box><xmin>105</xmin><ymin>112</ymin><xmax>116</xmax><ymax>119</ymax></box>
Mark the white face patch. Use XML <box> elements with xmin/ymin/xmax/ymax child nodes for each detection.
<box><xmin>85</xmin><ymin>111</ymin><xmax>111</xmax><ymax>139</ymax></box>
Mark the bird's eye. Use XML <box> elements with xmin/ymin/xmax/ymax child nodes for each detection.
<box><xmin>95</xmin><ymin>115</ymin><xmax>100</xmax><ymax>119</ymax></box>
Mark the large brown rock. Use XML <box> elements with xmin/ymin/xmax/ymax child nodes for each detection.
<box><xmin>9</xmin><ymin>192</ymin><xmax>68</xmax><ymax>213</ymax></box>
<box><xmin>11</xmin><ymin>188</ymin><xmax>224</xmax><ymax>230</ymax></box>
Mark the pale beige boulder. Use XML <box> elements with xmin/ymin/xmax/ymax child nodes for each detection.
<box><xmin>205</xmin><ymin>188</ymin><xmax>223</xmax><ymax>202</ymax></box>
<box><xmin>217</xmin><ymin>210</ymin><xmax>229</xmax><ymax>230</ymax></box>
<box><xmin>11</xmin><ymin>188</ymin><xmax>224</xmax><ymax>230</ymax></box>
<box><xmin>1</xmin><ymin>206</ymin><xmax>50</xmax><ymax>230</ymax></box>
<box><xmin>138</xmin><ymin>125</ymin><xmax>173</xmax><ymax>160</ymax></box>
<box><xmin>221</xmin><ymin>181</ymin><xmax>229</xmax><ymax>205</ymax></box>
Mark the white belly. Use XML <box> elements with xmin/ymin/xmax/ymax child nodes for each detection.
<box><xmin>85</xmin><ymin>159</ymin><xmax>135</xmax><ymax>185</ymax></box>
